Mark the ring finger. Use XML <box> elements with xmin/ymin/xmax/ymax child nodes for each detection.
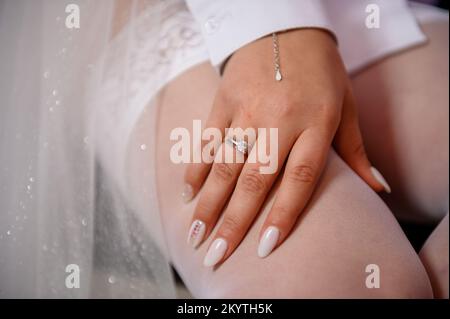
<box><xmin>187</xmin><ymin>123</ymin><xmax>256</xmax><ymax>248</ymax></box>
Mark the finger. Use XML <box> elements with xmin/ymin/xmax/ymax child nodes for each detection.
<box><xmin>258</xmin><ymin>128</ymin><xmax>332</xmax><ymax>258</ymax></box>
<box><xmin>334</xmin><ymin>88</ymin><xmax>391</xmax><ymax>193</ymax></box>
<box><xmin>187</xmin><ymin>123</ymin><xmax>257</xmax><ymax>248</ymax></box>
<box><xmin>202</xmin><ymin>129</ymin><xmax>295</xmax><ymax>267</ymax></box>
<box><xmin>183</xmin><ymin>106</ymin><xmax>230</xmax><ymax>203</ymax></box>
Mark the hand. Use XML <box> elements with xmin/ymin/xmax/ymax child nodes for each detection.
<box><xmin>184</xmin><ymin>29</ymin><xmax>391</xmax><ymax>267</ymax></box>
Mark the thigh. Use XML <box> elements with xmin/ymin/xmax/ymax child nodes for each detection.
<box><xmin>351</xmin><ymin>19</ymin><xmax>449</xmax><ymax>222</ymax></box>
<box><xmin>149</xmin><ymin>63</ymin><xmax>432</xmax><ymax>298</ymax></box>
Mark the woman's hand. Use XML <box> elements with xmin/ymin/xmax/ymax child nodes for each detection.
<box><xmin>184</xmin><ymin>29</ymin><xmax>391</xmax><ymax>267</ymax></box>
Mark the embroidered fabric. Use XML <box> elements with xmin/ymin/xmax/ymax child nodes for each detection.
<box><xmin>93</xmin><ymin>0</ymin><xmax>208</xmax><ymax>195</ymax></box>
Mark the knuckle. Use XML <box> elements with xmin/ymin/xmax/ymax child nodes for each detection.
<box><xmin>213</xmin><ymin>162</ymin><xmax>235</xmax><ymax>183</ymax></box>
<box><xmin>323</xmin><ymin>115</ymin><xmax>340</xmax><ymax>133</ymax></box>
<box><xmin>236</xmin><ymin>102</ymin><xmax>250</xmax><ymax>118</ymax></box>
<box><xmin>316</xmin><ymin>102</ymin><xmax>340</xmax><ymax>124</ymax></box>
<box><xmin>287</xmin><ymin>163</ymin><xmax>317</xmax><ymax>184</ymax></box>
<box><xmin>236</xmin><ymin>101</ymin><xmax>258</xmax><ymax>122</ymax></box>
<box><xmin>220</xmin><ymin>215</ymin><xmax>243</xmax><ymax>237</ymax></box>
<box><xmin>270</xmin><ymin>205</ymin><xmax>293</xmax><ymax>225</ymax></box>
<box><xmin>240</xmin><ymin>168</ymin><xmax>267</xmax><ymax>195</ymax></box>
<box><xmin>195</xmin><ymin>199</ymin><xmax>215</xmax><ymax>218</ymax></box>
<box><xmin>352</xmin><ymin>141</ymin><xmax>367</xmax><ymax>159</ymax></box>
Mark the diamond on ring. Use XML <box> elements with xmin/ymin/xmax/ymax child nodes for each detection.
<box><xmin>226</xmin><ymin>137</ymin><xmax>249</xmax><ymax>155</ymax></box>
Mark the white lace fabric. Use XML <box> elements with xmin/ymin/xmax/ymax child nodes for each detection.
<box><xmin>93</xmin><ymin>0</ymin><xmax>207</xmax><ymax>194</ymax></box>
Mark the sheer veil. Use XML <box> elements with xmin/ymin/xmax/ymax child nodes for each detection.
<box><xmin>0</xmin><ymin>0</ymin><xmax>199</xmax><ymax>298</ymax></box>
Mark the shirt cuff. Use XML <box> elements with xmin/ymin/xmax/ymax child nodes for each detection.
<box><xmin>186</xmin><ymin>0</ymin><xmax>334</xmax><ymax>67</ymax></box>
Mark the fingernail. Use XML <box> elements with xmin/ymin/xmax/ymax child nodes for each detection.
<box><xmin>258</xmin><ymin>226</ymin><xmax>280</xmax><ymax>258</ymax></box>
<box><xmin>187</xmin><ymin>220</ymin><xmax>206</xmax><ymax>248</ymax></box>
<box><xmin>370</xmin><ymin>167</ymin><xmax>391</xmax><ymax>194</ymax></box>
<box><xmin>182</xmin><ymin>183</ymin><xmax>194</xmax><ymax>203</ymax></box>
<box><xmin>203</xmin><ymin>238</ymin><xmax>228</xmax><ymax>267</ymax></box>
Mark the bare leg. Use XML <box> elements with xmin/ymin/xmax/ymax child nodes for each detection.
<box><xmin>128</xmin><ymin>64</ymin><xmax>432</xmax><ymax>298</ymax></box>
<box><xmin>351</xmin><ymin>18</ymin><xmax>449</xmax><ymax>297</ymax></box>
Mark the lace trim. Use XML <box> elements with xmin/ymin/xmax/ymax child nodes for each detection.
<box><xmin>92</xmin><ymin>0</ymin><xmax>208</xmax><ymax>192</ymax></box>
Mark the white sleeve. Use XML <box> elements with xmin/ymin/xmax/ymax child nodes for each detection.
<box><xmin>185</xmin><ymin>0</ymin><xmax>334</xmax><ymax>67</ymax></box>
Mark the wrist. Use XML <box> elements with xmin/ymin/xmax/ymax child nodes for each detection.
<box><xmin>223</xmin><ymin>28</ymin><xmax>337</xmax><ymax>75</ymax></box>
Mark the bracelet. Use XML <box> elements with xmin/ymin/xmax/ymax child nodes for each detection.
<box><xmin>272</xmin><ymin>33</ymin><xmax>282</xmax><ymax>81</ymax></box>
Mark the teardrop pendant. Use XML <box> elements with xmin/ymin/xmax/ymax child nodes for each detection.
<box><xmin>275</xmin><ymin>69</ymin><xmax>282</xmax><ymax>81</ymax></box>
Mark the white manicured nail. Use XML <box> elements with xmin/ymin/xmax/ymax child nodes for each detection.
<box><xmin>258</xmin><ymin>226</ymin><xmax>280</xmax><ymax>258</ymax></box>
<box><xmin>182</xmin><ymin>184</ymin><xmax>194</xmax><ymax>203</ymax></box>
<box><xmin>370</xmin><ymin>167</ymin><xmax>391</xmax><ymax>194</ymax></box>
<box><xmin>187</xmin><ymin>220</ymin><xmax>205</xmax><ymax>248</ymax></box>
<box><xmin>203</xmin><ymin>238</ymin><xmax>227</xmax><ymax>267</ymax></box>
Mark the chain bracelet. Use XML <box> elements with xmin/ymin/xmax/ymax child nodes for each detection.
<box><xmin>272</xmin><ymin>33</ymin><xmax>282</xmax><ymax>81</ymax></box>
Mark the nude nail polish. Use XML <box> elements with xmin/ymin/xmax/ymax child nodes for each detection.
<box><xmin>258</xmin><ymin>226</ymin><xmax>280</xmax><ymax>258</ymax></box>
<box><xmin>203</xmin><ymin>238</ymin><xmax>228</xmax><ymax>267</ymax></box>
<box><xmin>187</xmin><ymin>220</ymin><xmax>205</xmax><ymax>248</ymax></box>
<box><xmin>370</xmin><ymin>167</ymin><xmax>391</xmax><ymax>194</ymax></box>
<box><xmin>181</xmin><ymin>183</ymin><xmax>194</xmax><ymax>203</ymax></box>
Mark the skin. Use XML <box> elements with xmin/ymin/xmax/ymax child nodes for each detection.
<box><xmin>123</xmin><ymin>9</ymin><xmax>447</xmax><ymax>298</ymax></box>
<box><xmin>138</xmin><ymin>63</ymin><xmax>431</xmax><ymax>298</ymax></box>
<box><xmin>184</xmin><ymin>29</ymin><xmax>389</xmax><ymax>265</ymax></box>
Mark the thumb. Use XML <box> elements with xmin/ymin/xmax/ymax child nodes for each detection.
<box><xmin>334</xmin><ymin>89</ymin><xmax>391</xmax><ymax>194</ymax></box>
